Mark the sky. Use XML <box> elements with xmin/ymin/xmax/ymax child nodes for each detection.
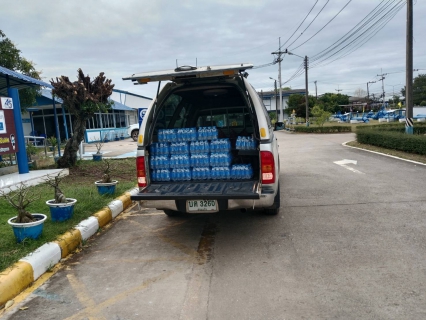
<box><xmin>2</xmin><ymin>0</ymin><xmax>425</xmax><ymax>102</ymax></box>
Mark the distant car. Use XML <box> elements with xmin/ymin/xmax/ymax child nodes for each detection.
<box><xmin>127</xmin><ymin>123</ymin><xmax>140</xmax><ymax>141</ymax></box>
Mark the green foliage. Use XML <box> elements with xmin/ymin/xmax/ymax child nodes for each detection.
<box><xmin>0</xmin><ymin>30</ymin><xmax>41</xmax><ymax>110</ymax></box>
<box><xmin>269</xmin><ymin>112</ymin><xmax>277</xmax><ymax>121</ymax></box>
<box><xmin>294</xmin><ymin>126</ymin><xmax>352</xmax><ymax>133</ymax></box>
<box><xmin>317</xmin><ymin>93</ymin><xmax>350</xmax><ymax>114</ymax></box>
<box><xmin>311</xmin><ymin>105</ymin><xmax>332</xmax><ymax>127</ymax></box>
<box><xmin>286</xmin><ymin>94</ymin><xmax>315</xmax><ymax>118</ymax></box>
<box><xmin>356</xmin><ymin>123</ymin><xmax>426</xmax><ymax>135</ymax></box>
<box><xmin>420</xmin><ymin>101</ymin><xmax>426</xmax><ymax>106</ymax></box>
<box><xmin>356</xmin><ymin>130</ymin><xmax>426</xmax><ymax>155</ymax></box>
<box><xmin>401</xmin><ymin>74</ymin><xmax>426</xmax><ymax>105</ymax></box>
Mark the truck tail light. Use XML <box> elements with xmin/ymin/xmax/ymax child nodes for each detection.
<box><xmin>136</xmin><ymin>156</ymin><xmax>147</xmax><ymax>187</ymax></box>
<box><xmin>261</xmin><ymin>151</ymin><xmax>275</xmax><ymax>184</ymax></box>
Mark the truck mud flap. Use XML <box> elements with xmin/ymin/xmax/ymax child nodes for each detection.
<box><xmin>131</xmin><ymin>181</ymin><xmax>260</xmax><ymax>200</ymax></box>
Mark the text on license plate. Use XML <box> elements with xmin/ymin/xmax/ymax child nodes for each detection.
<box><xmin>187</xmin><ymin>200</ymin><xmax>218</xmax><ymax>212</ymax></box>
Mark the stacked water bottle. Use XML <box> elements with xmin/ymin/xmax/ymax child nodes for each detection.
<box><xmin>235</xmin><ymin>136</ymin><xmax>257</xmax><ymax>150</ymax></box>
<box><xmin>151</xmin><ymin>127</ymin><xmax>255</xmax><ymax>181</ymax></box>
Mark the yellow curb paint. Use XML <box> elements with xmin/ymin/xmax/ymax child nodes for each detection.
<box><xmin>54</xmin><ymin>229</ymin><xmax>82</xmax><ymax>258</ymax></box>
<box><xmin>94</xmin><ymin>208</ymin><xmax>113</xmax><ymax>228</ymax></box>
<box><xmin>118</xmin><ymin>194</ymin><xmax>132</xmax><ymax>208</ymax></box>
<box><xmin>0</xmin><ymin>261</ymin><xmax>34</xmax><ymax>307</ymax></box>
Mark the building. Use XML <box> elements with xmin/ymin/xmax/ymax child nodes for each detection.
<box><xmin>257</xmin><ymin>89</ymin><xmax>306</xmax><ymax>119</ymax></box>
<box><xmin>25</xmin><ymin>89</ymin><xmax>152</xmax><ymax>143</ymax></box>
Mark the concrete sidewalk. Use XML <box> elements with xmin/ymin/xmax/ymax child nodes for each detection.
<box><xmin>79</xmin><ymin>138</ymin><xmax>137</xmax><ymax>159</ymax></box>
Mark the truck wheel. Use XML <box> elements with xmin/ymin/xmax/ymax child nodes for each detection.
<box><xmin>163</xmin><ymin>210</ymin><xmax>184</xmax><ymax>217</ymax></box>
<box><xmin>131</xmin><ymin>130</ymin><xmax>139</xmax><ymax>141</ymax></box>
<box><xmin>263</xmin><ymin>184</ymin><xmax>280</xmax><ymax>215</ymax></box>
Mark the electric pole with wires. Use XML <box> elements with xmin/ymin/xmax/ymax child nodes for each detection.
<box><xmin>271</xmin><ymin>38</ymin><xmax>286</xmax><ymax>126</ymax></box>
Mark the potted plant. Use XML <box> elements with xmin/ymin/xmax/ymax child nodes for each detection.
<box><xmin>26</xmin><ymin>142</ymin><xmax>39</xmax><ymax>168</ymax></box>
<box><xmin>0</xmin><ymin>183</ymin><xmax>47</xmax><ymax>243</ymax></box>
<box><xmin>47</xmin><ymin>136</ymin><xmax>59</xmax><ymax>162</ymax></box>
<box><xmin>45</xmin><ymin>172</ymin><xmax>77</xmax><ymax>222</ymax></box>
<box><xmin>92</xmin><ymin>138</ymin><xmax>105</xmax><ymax>161</ymax></box>
<box><xmin>94</xmin><ymin>159</ymin><xmax>118</xmax><ymax>195</ymax></box>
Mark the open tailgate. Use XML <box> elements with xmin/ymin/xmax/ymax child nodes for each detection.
<box><xmin>131</xmin><ymin>181</ymin><xmax>260</xmax><ymax>200</ymax></box>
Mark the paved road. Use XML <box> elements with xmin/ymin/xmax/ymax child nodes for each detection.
<box><xmin>4</xmin><ymin>132</ymin><xmax>426</xmax><ymax>320</ymax></box>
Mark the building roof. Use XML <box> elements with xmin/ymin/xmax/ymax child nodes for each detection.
<box><xmin>35</xmin><ymin>89</ymin><xmax>135</xmax><ymax>111</ymax></box>
<box><xmin>0</xmin><ymin>66</ymin><xmax>52</xmax><ymax>95</ymax></box>
<box><xmin>258</xmin><ymin>89</ymin><xmax>306</xmax><ymax>98</ymax></box>
<box><xmin>112</xmin><ymin>88</ymin><xmax>153</xmax><ymax>100</ymax></box>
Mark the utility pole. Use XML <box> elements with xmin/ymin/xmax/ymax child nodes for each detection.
<box><xmin>406</xmin><ymin>0</ymin><xmax>413</xmax><ymax>134</ymax></box>
<box><xmin>377</xmin><ymin>69</ymin><xmax>387</xmax><ymax>106</ymax></box>
<box><xmin>304</xmin><ymin>56</ymin><xmax>309</xmax><ymax>126</ymax></box>
<box><xmin>314</xmin><ymin>80</ymin><xmax>318</xmax><ymax>100</ymax></box>
<box><xmin>367</xmin><ymin>81</ymin><xmax>376</xmax><ymax>108</ymax></box>
<box><xmin>271</xmin><ymin>38</ymin><xmax>285</xmax><ymax>125</ymax></box>
<box><xmin>335</xmin><ymin>86</ymin><xmax>342</xmax><ymax>93</ymax></box>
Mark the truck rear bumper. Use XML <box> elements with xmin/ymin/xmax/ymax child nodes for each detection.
<box><xmin>131</xmin><ymin>182</ymin><xmax>276</xmax><ymax>212</ymax></box>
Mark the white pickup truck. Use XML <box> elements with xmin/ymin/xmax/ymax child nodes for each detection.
<box><xmin>122</xmin><ymin>64</ymin><xmax>281</xmax><ymax>216</ymax></box>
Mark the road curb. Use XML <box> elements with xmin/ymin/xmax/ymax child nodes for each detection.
<box><xmin>342</xmin><ymin>141</ymin><xmax>426</xmax><ymax>166</ymax></box>
<box><xmin>0</xmin><ymin>187</ymin><xmax>139</xmax><ymax>308</ymax></box>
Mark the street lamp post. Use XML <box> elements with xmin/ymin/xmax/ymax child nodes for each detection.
<box><xmin>286</xmin><ymin>50</ymin><xmax>309</xmax><ymax>126</ymax></box>
<box><xmin>367</xmin><ymin>81</ymin><xmax>376</xmax><ymax>109</ymax></box>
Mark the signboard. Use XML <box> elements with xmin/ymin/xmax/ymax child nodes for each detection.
<box><xmin>138</xmin><ymin>108</ymin><xmax>148</xmax><ymax>127</ymax></box>
<box><xmin>0</xmin><ymin>97</ymin><xmax>18</xmax><ymax>155</ymax></box>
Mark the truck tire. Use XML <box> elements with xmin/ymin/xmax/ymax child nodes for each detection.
<box><xmin>263</xmin><ymin>184</ymin><xmax>280</xmax><ymax>215</ymax></box>
<box><xmin>131</xmin><ymin>130</ymin><xmax>139</xmax><ymax>142</ymax></box>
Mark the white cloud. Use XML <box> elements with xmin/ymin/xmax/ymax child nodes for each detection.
<box><xmin>1</xmin><ymin>0</ymin><xmax>425</xmax><ymax>100</ymax></box>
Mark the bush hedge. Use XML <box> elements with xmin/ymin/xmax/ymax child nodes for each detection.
<box><xmin>294</xmin><ymin>126</ymin><xmax>352</xmax><ymax>133</ymax></box>
<box><xmin>356</xmin><ymin>123</ymin><xmax>426</xmax><ymax>135</ymax></box>
<box><xmin>356</xmin><ymin>130</ymin><xmax>426</xmax><ymax>155</ymax></box>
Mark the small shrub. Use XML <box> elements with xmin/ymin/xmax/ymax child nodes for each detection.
<box><xmin>294</xmin><ymin>126</ymin><xmax>352</xmax><ymax>133</ymax></box>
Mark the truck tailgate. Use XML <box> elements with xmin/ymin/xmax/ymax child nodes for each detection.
<box><xmin>131</xmin><ymin>181</ymin><xmax>260</xmax><ymax>200</ymax></box>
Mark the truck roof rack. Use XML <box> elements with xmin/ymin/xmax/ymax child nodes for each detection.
<box><xmin>123</xmin><ymin>63</ymin><xmax>253</xmax><ymax>85</ymax></box>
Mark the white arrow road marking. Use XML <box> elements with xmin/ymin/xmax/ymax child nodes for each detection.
<box><xmin>333</xmin><ymin>159</ymin><xmax>364</xmax><ymax>174</ymax></box>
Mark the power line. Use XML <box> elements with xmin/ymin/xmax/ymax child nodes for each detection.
<box><xmin>282</xmin><ymin>1</ymin><xmax>405</xmax><ymax>84</ymax></box>
<box><xmin>279</xmin><ymin>0</ymin><xmax>319</xmax><ymax>50</ymax></box>
<box><xmin>290</xmin><ymin>0</ymin><xmax>352</xmax><ymax>51</ymax></box>
<box><xmin>286</xmin><ymin>0</ymin><xmax>330</xmax><ymax>49</ymax></box>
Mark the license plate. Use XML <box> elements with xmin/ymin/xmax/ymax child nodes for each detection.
<box><xmin>187</xmin><ymin>200</ymin><xmax>218</xmax><ymax>212</ymax></box>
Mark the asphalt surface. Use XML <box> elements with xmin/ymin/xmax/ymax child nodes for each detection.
<box><xmin>3</xmin><ymin>132</ymin><xmax>426</xmax><ymax>320</ymax></box>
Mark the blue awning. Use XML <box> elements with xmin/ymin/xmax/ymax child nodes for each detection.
<box><xmin>110</xmin><ymin>99</ymin><xmax>135</xmax><ymax>111</ymax></box>
<box><xmin>0</xmin><ymin>66</ymin><xmax>52</xmax><ymax>95</ymax></box>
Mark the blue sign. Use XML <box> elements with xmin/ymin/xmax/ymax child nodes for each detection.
<box><xmin>138</xmin><ymin>108</ymin><xmax>148</xmax><ymax>126</ymax></box>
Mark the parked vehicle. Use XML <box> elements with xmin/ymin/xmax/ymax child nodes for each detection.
<box><xmin>123</xmin><ymin>64</ymin><xmax>280</xmax><ymax>215</ymax></box>
<box><xmin>127</xmin><ymin>123</ymin><xmax>140</xmax><ymax>141</ymax></box>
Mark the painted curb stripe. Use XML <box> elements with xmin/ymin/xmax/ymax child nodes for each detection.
<box><xmin>0</xmin><ymin>187</ymin><xmax>137</xmax><ymax>307</ymax></box>
<box><xmin>94</xmin><ymin>208</ymin><xmax>113</xmax><ymax>228</ymax></box>
<box><xmin>54</xmin><ymin>229</ymin><xmax>82</xmax><ymax>258</ymax></box>
<box><xmin>76</xmin><ymin>216</ymin><xmax>99</xmax><ymax>241</ymax></box>
<box><xmin>108</xmin><ymin>200</ymin><xmax>124</xmax><ymax>219</ymax></box>
<box><xmin>19</xmin><ymin>243</ymin><xmax>61</xmax><ymax>280</ymax></box>
<box><xmin>0</xmin><ymin>261</ymin><xmax>33</xmax><ymax>307</ymax></box>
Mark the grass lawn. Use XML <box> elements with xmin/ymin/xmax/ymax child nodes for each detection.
<box><xmin>0</xmin><ymin>158</ymin><xmax>136</xmax><ymax>272</ymax></box>
<box><xmin>291</xmin><ymin>119</ymin><xmax>399</xmax><ymax>131</ymax></box>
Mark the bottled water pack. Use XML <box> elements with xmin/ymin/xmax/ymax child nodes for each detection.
<box><xmin>231</xmin><ymin>164</ymin><xmax>253</xmax><ymax>180</ymax></box>
<box><xmin>236</xmin><ymin>136</ymin><xmax>257</xmax><ymax>150</ymax></box>
<box><xmin>170</xmin><ymin>142</ymin><xmax>190</xmax><ymax>155</ymax></box>
<box><xmin>210</xmin><ymin>153</ymin><xmax>232</xmax><ymax>167</ymax></box>
<box><xmin>197</xmin><ymin>126</ymin><xmax>218</xmax><ymax>141</ymax></box>
<box><xmin>151</xmin><ymin>169</ymin><xmax>171</xmax><ymax>182</ymax></box>
<box><xmin>210</xmin><ymin>138</ymin><xmax>231</xmax><ymax>153</ymax></box>
<box><xmin>190</xmin><ymin>153</ymin><xmax>210</xmax><ymax>167</ymax></box>
<box><xmin>192</xmin><ymin>167</ymin><xmax>211</xmax><ymax>180</ymax></box>
<box><xmin>169</xmin><ymin>154</ymin><xmax>190</xmax><ymax>169</ymax></box>
<box><xmin>211</xmin><ymin>167</ymin><xmax>231</xmax><ymax>180</ymax></box>
<box><xmin>171</xmin><ymin>168</ymin><xmax>192</xmax><ymax>181</ymax></box>
<box><xmin>190</xmin><ymin>141</ymin><xmax>210</xmax><ymax>154</ymax></box>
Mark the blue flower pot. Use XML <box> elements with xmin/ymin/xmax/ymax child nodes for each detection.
<box><xmin>93</xmin><ymin>154</ymin><xmax>103</xmax><ymax>161</ymax></box>
<box><xmin>95</xmin><ymin>180</ymin><xmax>118</xmax><ymax>195</ymax></box>
<box><xmin>46</xmin><ymin>198</ymin><xmax>77</xmax><ymax>222</ymax></box>
<box><xmin>8</xmin><ymin>214</ymin><xmax>47</xmax><ymax>243</ymax></box>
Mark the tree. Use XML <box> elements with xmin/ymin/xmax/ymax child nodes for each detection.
<box><xmin>401</xmin><ymin>74</ymin><xmax>426</xmax><ymax>105</ymax></box>
<box><xmin>311</xmin><ymin>105</ymin><xmax>331</xmax><ymax>127</ymax></box>
<box><xmin>50</xmin><ymin>69</ymin><xmax>114</xmax><ymax>168</ymax></box>
<box><xmin>354</xmin><ymin>88</ymin><xmax>367</xmax><ymax>100</ymax></box>
<box><xmin>317</xmin><ymin>93</ymin><xmax>349</xmax><ymax>114</ymax></box>
<box><xmin>287</xmin><ymin>94</ymin><xmax>315</xmax><ymax>118</ymax></box>
<box><xmin>0</xmin><ymin>30</ymin><xmax>42</xmax><ymax>110</ymax></box>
